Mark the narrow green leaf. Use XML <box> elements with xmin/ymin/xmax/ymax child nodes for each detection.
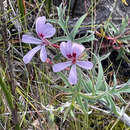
<box><xmin>79</xmin><ymin>92</ymin><xmax>105</xmax><ymax>100</ymax></box>
<box><xmin>95</xmin><ymin>55</ymin><xmax>105</xmax><ymax>91</ymax></box>
<box><xmin>57</xmin><ymin>6</ymin><xmax>60</xmax><ymax>17</ymax></box>
<box><xmin>50</xmin><ymin>36</ymin><xmax>69</xmax><ymax>43</ymax></box>
<box><xmin>55</xmin><ymin>85</ymin><xmax>72</xmax><ymax>92</ymax></box>
<box><xmin>81</xmin><ymin>79</ymin><xmax>93</xmax><ymax>93</ymax></box>
<box><xmin>75</xmin><ymin>33</ymin><xmax>95</xmax><ymax>43</ymax></box>
<box><xmin>122</xmin><ymin>47</ymin><xmax>130</xmax><ymax>54</ymax></box>
<box><xmin>76</xmin><ymin>95</ymin><xmax>87</xmax><ymax>113</ymax></box>
<box><xmin>119</xmin><ymin>16</ymin><xmax>128</xmax><ymax>34</ymax></box>
<box><xmin>72</xmin><ymin>102</ymin><xmax>83</xmax><ymax>113</ymax></box>
<box><xmin>58</xmin><ymin>19</ymin><xmax>71</xmax><ymax>38</ymax></box>
<box><xmin>118</xmin><ymin>35</ymin><xmax>130</xmax><ymax>41</ymax></box>
<box><xmin>106</xmin><ymin>95</ymin><xmax>119</xmax><ymax>115</ymax></box>
<box><xmin>70</xmin><ymin>109</ymin><xmax>75</xmax><ymax>118</ymax></box>
<box><xmin>63</xmin><ymin>107</ymin><xmax>70</xmax><ymax>122</ymax></box>
<box><xmin>57</xmin><ymin>3</ymin><xmax>66</xmax><ymax>18</ymax></box>
<box><xmin>58</xmin><ymin>72</ymin><xmax>71</xmax><ymax>87</ymax></box>
<box><xmin>71</xmin><ymin>13</ymin><xmax>87</xmax><ymax>39</ymax></box>
<box><xmin>118</xmin><ymin>94</ymin><xmax>126</xmax><ymax>104</ymax></box>
<box><xmin>116</xmin><ymin>81</ymin><xmax>130</xmax><ymax>93</ymax></box>
<box><xmin>99</xmin><ymin>52</ymin><xmax>111</xmax><ymax>61</ymax></box>
<box><xmin>113</xmin><ymin>73</ymin><xmax>117</xmax><ymax>87</ymax></box>
<box><xmin>56</xmin><ymin>4</ymin><xmax>71</xmax><ymax>38</ymax></box>
<box><xmin>47</xmin><ymin>19</ymin><xmax>58</xmax><ymax>23</ymax></box>
<box><xmin>108</xmin><ymin>22</ymin><xmax>119</xmax><ymax>35</ymax></box>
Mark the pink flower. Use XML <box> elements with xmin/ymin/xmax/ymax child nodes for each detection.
<box><xmin>52</xmin><ymin>41</ymin><xmax>93</xmax><ymax>85</ymax></box>
<box><xmin>22</xmin><ymin>16</ymin><xmax>56</xmax><ymax>64</ymax></box>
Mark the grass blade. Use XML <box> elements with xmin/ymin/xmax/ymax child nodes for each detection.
<box><xmin>17</xmin><ymin>0</ymin><xmax>26</xmax><ymax>24</ymax></box>
<box><xmin>0</xmin><ymin>75</ymin><xmax>14</xmax><ymax>110</ymax></box>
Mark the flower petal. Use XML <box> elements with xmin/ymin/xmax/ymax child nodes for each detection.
<box><xmin>36</xmin><ymin>16</ymin><xmax>56</xmax><ymax>38</ymax></box>
<box><xmin>60</xmin><ymin>41</ymin><xmax>72</xmax><ymax>58</ymax></box>
<box><xmin>68</xmin><ymin>64</ymin><xmax>77</xmax><ymax>85</ymax></box>
<box><xmin>71</xmin><ymin>43</ymin><xmax>85</xmax><ymax>58</ymax></box>
<box><xmin>76</xmin><ymin>61</ymin><xmax>93</xmax><ymax>70</ymax></box>
<box><xmin>40</xmin><ymin>45</ymin><xmax>47</xmax><ymax>62</ymax></box>
<box><xmin>22</xmin><ymin>35</ymin><xmax>42</xmax><ymax>44</ymax></box>
<box><xmin>41</xmin><ymin>23</ymin><xmax>56</xmax><ymax>38</ymax></box>
<box><xmin>23</xmin><ymin>45</ymin><xmax>41</xmax><ymax>64</ymax></box>
<box><xmin>36</xmin><ymin>16</ymin><xmax>46</xmax><ymax>35</ymax></box>
<box><xmin>52</xmin><ymin>61</ymin><xmax>72</xmax><ymax>72</ymax></box>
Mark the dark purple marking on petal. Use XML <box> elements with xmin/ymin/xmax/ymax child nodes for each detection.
<box><xmin>72</xmin><ymin>52</ymin><xmax>76</xmax><ymax>58</ymax></box>
<box><xmin>39</xmin><ymin>33</ymin><xmax>45</xmax><ymax>39</ymax></box>
<box><xmin>67</xmin><ymin>54</ymin><xmax>72</xmax><ymax>59</ymax></box>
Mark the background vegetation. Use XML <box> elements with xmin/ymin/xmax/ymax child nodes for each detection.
<box><xmin>0</xmin><ymin>0</ymin><xmax>130</xmax><ymax>129</ymax></box>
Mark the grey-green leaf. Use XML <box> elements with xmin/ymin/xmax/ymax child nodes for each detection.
<box><xmin>118</xmin><ymin>35</ymin><xmax>130</xmax><ymax>41</ymax></box>
<box><xmin>75</xmin><ymin>33</ymin><xmax>95</xmax><ymax>43</ymax></box>
<box><xmin>94</xmin><ymin>55</ymin><xmax>106</xmax><ymax>91</ymax></box>
<box><xmin>106</xmin><ymin>95</ymin><xmax>119</xmax><ymax>115</ymax></box>
<box><xmin>99</xmin><ymin>52</ymin><xmax>111</xmax><ymax>61</ymax></box>
<box><xmin>50</xmin><ymin>36</ymin><xmax>69</xmax><ymax>43</ymax></box>
<box><xmin>58</xmin><ymin>72</ymin><xmax>71</xmax><ymax>87</ymax></box>
<box><xmin>119</xmin><ymin>16</ymin><xmax>128</xmax><ymax>34</ymax></box>
<box><xmin>117</xmin><ymin>80</ymin><xmax>130</xmax><ymax>93</ymax></box>
<box><xmin>71</xmin><ymin>13</ymin><xmax>87</xmax><ymax>39</ymax></box>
